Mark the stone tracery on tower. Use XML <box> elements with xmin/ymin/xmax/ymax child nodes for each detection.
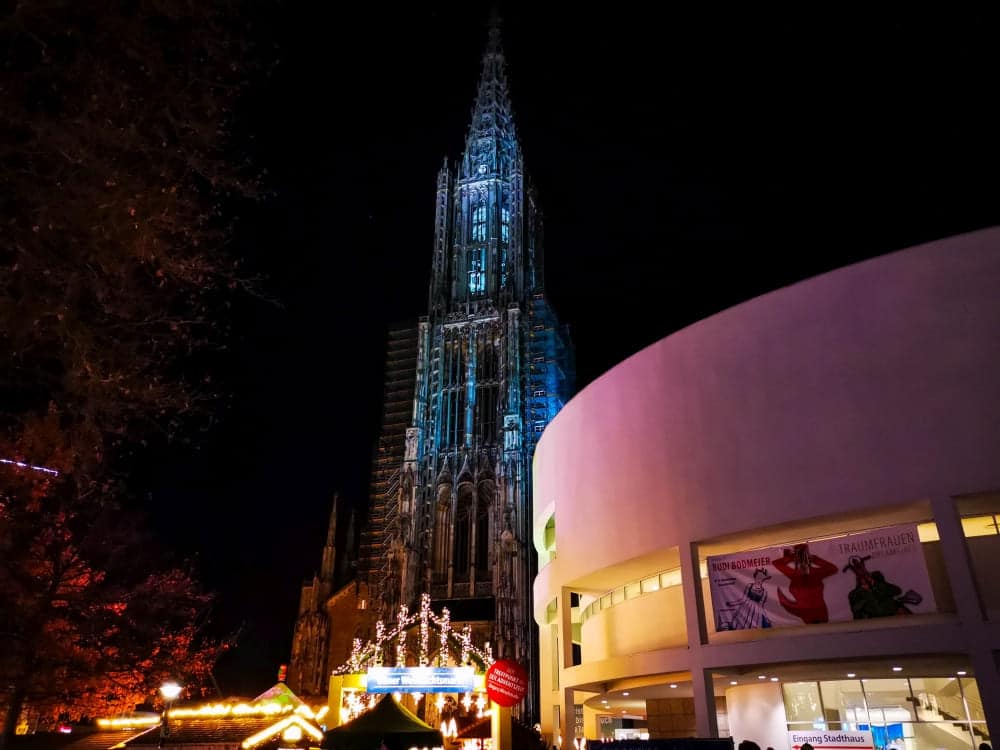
<box><xmin>289</xmin><ymin>13</ymin><xmax>574</xmax><ymax>722</ymax></box>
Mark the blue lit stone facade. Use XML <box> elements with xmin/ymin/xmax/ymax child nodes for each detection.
<box><xmin>377</xmin><ymin>20</ymin><xmax>573</xmax><ymax>714</ymax></box>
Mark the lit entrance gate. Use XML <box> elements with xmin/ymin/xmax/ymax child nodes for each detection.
<box><xmin>327</xmin><ymin>594</ymin><xmax>512</xmax><ymax>749</ymax></box>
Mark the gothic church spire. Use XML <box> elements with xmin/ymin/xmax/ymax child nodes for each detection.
<box><xmin>461</xmin><ymin>9</ymin><xmax>518</xmax><ymax>180</ymax></box>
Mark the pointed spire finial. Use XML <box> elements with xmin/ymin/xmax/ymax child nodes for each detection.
<box><xmin>462</xmin><ymin>7</ymin><xmax>516</xmax><ymax>172</ymax></box>
<box><xmin>326</xmin><ymin>492</ymin><xmax>338</xmax><ymax>546</ymax></box>
<box><xmin>487</xmin><ymin>5</ymin><xmax>502</xmax><ymax>51</ymax></box>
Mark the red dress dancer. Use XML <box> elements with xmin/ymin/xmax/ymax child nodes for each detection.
<box><xmin>774</xmin><ymin>544</ymin><xmax>838</xmax><ymax>623</ymax></box>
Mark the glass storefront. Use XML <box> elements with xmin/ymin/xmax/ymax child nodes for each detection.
<box><xmin>782</xmin><ymin>678</ymin><xmax>989</xmax><ymax>750</ymax></box>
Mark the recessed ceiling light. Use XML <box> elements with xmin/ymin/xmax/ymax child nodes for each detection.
<box><xmin>730</xmin><ymin>681</ymin><xmax>738</xmax><ymax>686</ymax></box>
<box><xmin>758</xmin><ymin>675</ymin><xmax>767</xmax><ymax>680</ymax></box>
<box><xmin>957</xmin><ymin>671</ymin><xmax>967</xmax><ymax>676</ymax></box>
<box><xmin>891</xmin><ymin>666</ymin><xmax>903</xmax><ymax>672</ymax></box>
<box><xmin>669</xmin><ymin>684</ymin><xmax>678</xmax><ymax>689</ymax></box>
<box><xmin>770</xmin><ymin>677</ymin><xmax>779</xmax><ymax>682</ymax></box>
<box><xmin>623</xmin><ymin>692</ymin><xmax>630</xmax><ymax>696</ymax></box>
<box><xmin>847</xmin><ymin>673</ymin><xmax>856</xmax><ymax>678</ymax></box>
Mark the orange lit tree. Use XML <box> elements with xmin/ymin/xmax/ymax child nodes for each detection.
<box><xmin>0</xmin><ymin>0</ymin><xmax>271</xmax><ymax>744</ymax></box>
<box><xmin>0</xmin><ymin>420</ymin><xmax>225</xmax><ymax>731</ymax></box>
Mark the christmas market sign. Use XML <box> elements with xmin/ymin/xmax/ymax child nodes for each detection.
<box><xmin>366</xmin><ymin>666</ymin><xmax>475</xmax><ymax>693</ymax></box>
<box><xmin>485</xmin><ymin>660</ymin><xmax>528</xmax><ymax>707</ymax></box>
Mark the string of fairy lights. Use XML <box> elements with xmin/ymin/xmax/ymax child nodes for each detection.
<box><xmin>337</xmin><ymin>592</ymin><xmax>495</xmax><ymax>726</ymax></box>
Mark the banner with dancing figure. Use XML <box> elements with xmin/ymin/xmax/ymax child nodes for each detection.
<box><xmin>708</xmin><ymin>523</ymin><xmax>936</xmax><ymax>632</ymax></box>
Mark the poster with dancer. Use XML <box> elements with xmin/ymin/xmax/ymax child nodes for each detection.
<box><xmin>708</xmin><ymin>523</ymin><xmax>936</xmax><ymax>632</ymax></box>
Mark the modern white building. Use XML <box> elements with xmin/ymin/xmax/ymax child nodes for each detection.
<box><xmin>532</xmin><ymin>229</ymin><xmax>1000</xmax><ymax>750</ymax></box>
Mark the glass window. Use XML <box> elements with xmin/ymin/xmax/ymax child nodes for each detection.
<box><xmin>909</xmin><ymin>721</ymin><xmax>975</xmax><ymax>750</ymax></box>
<box><xmin>468</xmin><ymin>247</ymin><xmax>486</xmax><ymax>295</ymax></box>
<box><xmin>783</xmin><ymin>682</ymin><xmax>823</xmax><ymax>723</ymax></box>
<box><xmin>611</xmin><ymin>587</ymin><xmax>625</xmax><ymax>605</ymax></box>
<box><xmin>916</xmin><ymin>522</ymin><xmax>940</xmax><ymax>542</ymax></box>
<box><xmin>641</xmin><ymin>575</ymin><xmax>660</xmax><ymax>593</ymax></box>
<box><xmin>625</xmin><ymin>582</ymin><xmax>641</xmax><ymax>599</ymax></box>
<box><xmin>660</xmin><ymin>569</ymin><xmax>682</xmax><ymax>588</ymax></box>
<box><xmin>862</xmin><ymin>679</ymin><xmax>916</xmax><ymax>722</ymax></box>
<box><xmin>600</xmin><ymin>594</ymin><xmax>612</xmax><ymax>610</ymax></box>
<box><xmin>501</xmin><ymin>207</ymin><xmax>510</xmax><ymax>242</ymax></box>
<box><xmin>910</xmin><ymin>677</ymin><xmax>964</xmax><ymax>723</ymax></box>
<box><xmin>472</xmin><ymin>204</ymin><xmax>487</xmax><ymax>241</ymax></box>
<box><xmin>961</xmin><ymin>514</ymin><xmax>999</xmax><ymax>538</ymax></box>
<box><xmin>820</xmin><ymin>680</ymin><xmax>869</xmax><ymax>727</ymax></box>
<box><xmin>960</xmin><ymin>677</ymin><xmax>987</xmax><ymax>725</ymax></box>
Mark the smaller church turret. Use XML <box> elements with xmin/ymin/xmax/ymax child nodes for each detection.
<box><xmin>287</xmin><ymin>495</ymin><xmax>342</xmax><ymax>698</ymax></box>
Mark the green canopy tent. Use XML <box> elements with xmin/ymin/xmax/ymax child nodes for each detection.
<box><xmin>323</xmin><ymin>695</ymin><xmax>444</xmax><ymax>750</ymax></box>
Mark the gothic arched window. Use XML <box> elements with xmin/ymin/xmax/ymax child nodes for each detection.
<box><xmin>500</xmin><ymin>207</ymin><xmax>510</xmax><ymax>243</ymax></box>
<box><xmin>468</xmin><ymin>247</ymin><xmax>486</xmax><ymax>296</ymax></box>
<box><xmin>472</xmin><ymin>204</ymin><xmax>487</xmax><ymax>242</ymax></box>
<box><xmin>433</xmin><ymin>493</ymin><xmax>450</xmax><ymax>576</ymax></box>
<box><xmin>454</xmin><ymin>494</ymin><xmax>472</xmax><ymax>580</ymax></box>
<box><xmin>474</xmin><ymin>494</ymin><xmax>491</xmax><ymax>573</ymax></box>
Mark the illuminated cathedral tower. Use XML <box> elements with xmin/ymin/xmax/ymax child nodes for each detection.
<box><xmin>359</xmin><ymin>15</ymin><xmax>573</xmax><ymax>719</ymax></box>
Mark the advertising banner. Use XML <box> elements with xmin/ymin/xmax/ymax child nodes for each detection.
<box><xmin>789</xmin><ymin>730</ymin><xmax>875</xmax><ymax>750</ymax></box>
<box><xmin>485</xmin><ymin>659</ymin><xmax>528</xmax><ymax>707</ymax></box>
<box><xmin>708</xmin><ymin>523</ymin><xmax>936</xmax><ymax>632</ymax></box>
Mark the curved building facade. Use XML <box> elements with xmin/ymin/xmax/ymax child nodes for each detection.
<box><xmin>532</xmin><ymin>229</ymin><xmax>1000</xmax><ymax>750</ymax></box>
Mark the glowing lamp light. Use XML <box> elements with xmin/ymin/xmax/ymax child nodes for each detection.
<box><xmin>159</xmin><ymin>682</ymin><xmax>182</xmax><ymax>701</ymax></box>
<box><xmin>281</xmin><ymin>725</ymin><xmax>302</xmax><ymax>742</ymax></box>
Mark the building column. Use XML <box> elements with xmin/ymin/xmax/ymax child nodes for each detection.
<box><xmin>561</xmin><ymin>687</ymin><xmax>578</xmax><ymax>748</ymax></box>
<box><xmin>680</xmin><ymin>541</ymin><xmax>708</xmax><ymax>646</ymax></box>
<box><xmin>692</xmin><ymin>667</ymin><xmax>719</xmax><ymax>739</ymax></box>
<box><xmin>930</xmin><ymin>495</ymin><xmax>1000</xmax><ymax>737</ymax></box>
<box><xmin>553</xmin><ymin>588</ymin><xmax>576</xmax><ymax>748</ymax></box>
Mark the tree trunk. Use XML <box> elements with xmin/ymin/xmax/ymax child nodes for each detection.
<box><xmin>0</xmin><ymin>683</ymin><xmax>28</xmax><ymax>750</ymax></box>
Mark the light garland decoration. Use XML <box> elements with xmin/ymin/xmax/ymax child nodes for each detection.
<box><xmin>334</xmin><ymin>593</ymin><xmax>497</xmax><ymax>725</ymax></box>
<box><xmin>240</xmin><ymin>715</ymin><xmax>323</xmax><ymax>749</ymax></box>
<box><xmin>419</xmin><ymin>597</ymin><xmax>430</xmax><ymax>667</ymax></box>
<box><xmin>375</xmin><ymin>621</ymin><xmax>385</xmax><ymax>666</ymax></box>
<box><xmin>438</xmin><ymin>608</ymin><xmax>450</xmax><ymax>667</ymax></box>
<box><xmin>97</xmin><ymin>717</ymin><xmax>160</xmax><ymax>729</ymax></box>
<box><xmin>339</xmin><ymin>593</ymin><xmax>493</xmax><ymax>675</ymax></box>
<box><xmin>169</xmin><ymin>702</ymin><xmax>290</xmax><ymax>718</ymax></box>
<box><xmin>460</xmin><ymin>624</ymin><xmax>472</xmax><ymax>666</ymax></box>
<box><xmin>396</xmin><ymin>604</ymin><xmax>409</xmax><ymax>667</ymax></box>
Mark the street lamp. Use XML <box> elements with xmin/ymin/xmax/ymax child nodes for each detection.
<box><xmin>158</xmin><ymin>681</ymin><xmax>182</xmax><ymax>748</ymax></box>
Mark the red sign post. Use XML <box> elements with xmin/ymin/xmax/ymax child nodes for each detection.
<box><xmin>486</xmin><ymin>659</ymin><xmax>528</xmax><ymax>707</ymax></box>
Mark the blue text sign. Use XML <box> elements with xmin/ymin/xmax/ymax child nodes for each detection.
<box><xmin>365</xmin><ymin>666</ymin><xmax>475</xmax><ymax>693</ymax></box>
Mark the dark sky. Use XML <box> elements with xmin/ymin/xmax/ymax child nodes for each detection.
<box><xmin>147</xmin><ymin>3</ymin><xmax>1000</xmax><ymax>696</ymax></box>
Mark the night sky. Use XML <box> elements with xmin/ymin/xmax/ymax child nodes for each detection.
<box><xmin>145</xmin><ymin>4</ymin><xmax>1000</xmax><ymax>696</ymax></box>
